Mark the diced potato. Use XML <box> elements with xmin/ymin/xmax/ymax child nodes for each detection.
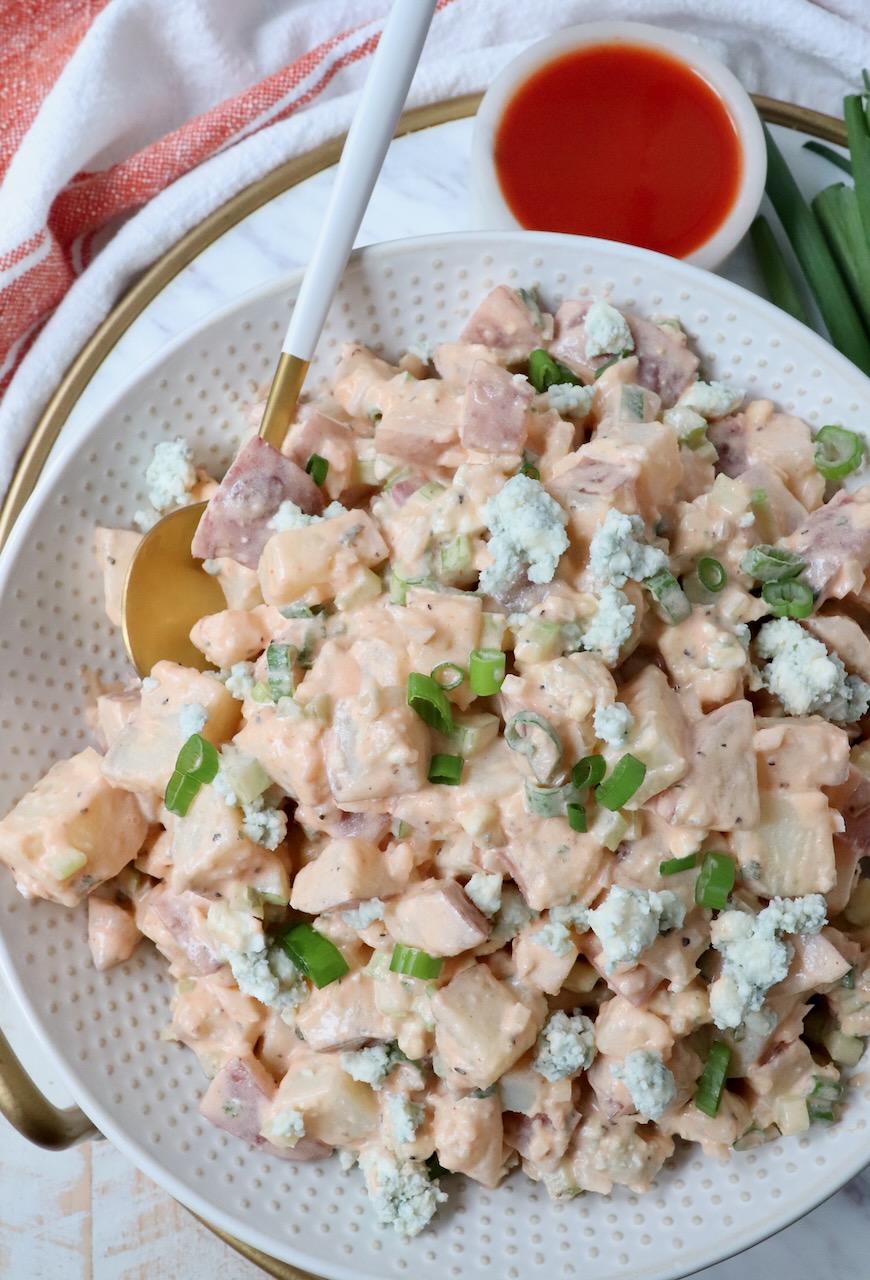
<box><xmin>102</xmin><ymin>662</ymin><xmax>240</xmax><ymax>796</ymax></box>
<box><xmin>654</xmin><ymin>701</ymin><xmax>759</xmax><ymax>830</ymax></box>
<box><xmin>616</xmin><ymin>666</ymin><xmax>688</xmax><ymax>806</ymax></box>
<box><xmin>383</xmin><ymin>879</ymin><xmax>490</xmax><ymax>957</ymax></box>
<box><xmin>290</xmin><ymin>837</ymin><xmax>407</xmax><ymax>915</ymax></box>
<box><xmin>325</xmin><ymin>686</ymin><xmax>428</xmax><ymax>805</ymax></box>
<box><xmin>0</xmin><ymin>748</ymin><xmax>148</xmax><ymax>907</ymax></box>
<box><xmin>234</xmin><ymin>708</ymin><xmax>330</xmax><ymax>808</ymax></box>
<box><xmin>263</xmin><ymin>1047</ymin><xmax>379</xmax><ymax>1147</ymax></box>
<box><xmin>295</xmin><ymin>971</ymin><xmax>392</xmax><ymax>1051</ymax></box>
<box><xmin>431</xmin><ymin>963</ymin><xmax>540</xmax><ymax>1090</ymax></box>
<box><xmin>95</xmin><ymin>688</ymin><xmax>140</xmax><ymax>751</ymax></box>
<box><xmin>258</xmin><ymin>510</ymin><xmax>388</xmax><ymax>607</ymax></box>
<box><xmin>432</xmin><ymin>1094</ymin><xmax>506</xmax><ymax>1187</ymax></box>
<box><xmin>755</xmin><ymin>717</ymin><xmax>850</xmax><ymax>790</ymax></box>
<box><xmin>169</xmin><ymin>784</ymin><xmax>290</xmax><ymax>898</ymax></box>
<box><xmin>87</xmin><ymin>897</ymin><xmax>141</xmax><ymax>971</ymax></box>
<box><xmin>731</xmin><ymin>791</ymin><xmax>837</xmax><ymax>898</ymax></box>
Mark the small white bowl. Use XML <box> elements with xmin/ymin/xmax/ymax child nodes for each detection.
<box><xmin>471</xmin><ymin>21</ymin><xmax>767</xmax><ymax>271</ymax></box>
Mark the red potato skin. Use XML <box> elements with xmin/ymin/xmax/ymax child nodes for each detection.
<box><xmin>192</xmin><ymin>436</ymin><xmax>324</xmax><ymax>569</ymax></box>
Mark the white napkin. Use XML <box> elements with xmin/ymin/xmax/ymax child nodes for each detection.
<box><xmin>1</xmin><ymin>0</ymin><xmax>869</xmax><ymax>495</ymax></box>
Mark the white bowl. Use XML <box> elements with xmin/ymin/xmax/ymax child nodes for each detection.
<box><xmin>471</xmin><ymin>22</ymin><xmax>767</xmax><ymax>271</ymax></box>
<box><xmin>0</xmin><ymin>231</ymin><xmax>868</xmax><ymax>1280</ymax></box>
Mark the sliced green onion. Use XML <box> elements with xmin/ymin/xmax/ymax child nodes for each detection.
<box><xmin>695</xmin><ymin>1041</ymin><xmax>731</xmax><ymax>1117</ymax></box>
<box><xmin>739</xmin><ymin>543</ymin><xmax>806</xmax><ymax>582</ymax></box>
<box><xmin>524</xmin><ymin>778</ymin><xmax>578</xmax><ymax>818</ymax></box>
<box><xmin>842</xmin><ymin>967</ymin><xmax>856</xmax><ymax>990</ymax></box>
<box><xmin>305</xmin><ymin>454</ymin><xmax>329</xmax><ymax>486</ymax></box>
<box><xmin>428</xmin><ymin>753</ymin><xmax>464</xmax><ymax>786</ymax></box>
<box><xmin>807</xmin><ymin>1101</ymin><xmax>836</xmax><ymax>1124</ymax></box>
<box><xmin>694</xmin><ymin>850</ymin><xmax>736</xmax><ymax>910</ymax></box>
<box><xmin>417</xmin><ymin>481</ymin><xmax>446</xmax><ymax>501</ymax></box>
<box><xmin>763</xmin><ymin>122</ymin><xmax>870</xmax><ymax>377</ymax></box>
<box><xmin>520</xmin><ymin>462</ymin><xmax>541</xmax><ymax>480</ymax></box>
<box><xmin>803</xmin><ymin>139</ymin><xmax>853</xmax><ymax>176</ymax></box>
<box><xmin>175</xmin><ymin>733</ymin><xmax>219</xmax><ymax>784</ymax></box>
<box><xmin>431</xmin><ymin>662</ymin><xmax>466</xmax><ymax>691</ymax></box>
<box><xmin>250</xmin><ymin>680</ymin><xmax>272</xmax><ymax>703</ymax></box>
<box><xmin>469</xmin><ymin>648</ymin><xmax>506</xmax><ymax>696</ymax></box>
<box><xmin>567</xmin><ymin>802</ymin><xmax>587</xmax><ymax>833</ymax></box>
<box><xmin>572</xmin><ymin>755</ymin><xmax>606</xmax><ymax>790</ymax></box>
<box><xmin>278</xmin><ymin>922</ymin><xmax>349</xmax><ymax>989</ymax></box>
<box><xmin>527</xmin><ymin>348</ymin><xmax>581</xmax><ymax>393</ymax></box>
<box><xmin>644</xmin><ymin>569</ymin><xmax>692</xmax><ymax>624</ymax></box>
<box><xmin>595</xmin><ymin>753</ymin><xmax>646</xmax><ymax>811</ymax></box>
<box><xmin>810</xmin><ymin>1075</ymin><xmax>845</xmax><ymax>1102</ymax></box>
<box><xmin>593</xmin><ymin>349</ymin><xmax>633</xmax><ymax>379</ymax></box>
<box><xmin>266</xmin><ymin>642</ymin><xmax>294</xmax><ymax>700</ymax></box>
<box><xmin>390</xmin><ymin>943</ymin><xmax>444</xmax><ymax>980</ymax></box>
<box><xmin>697</xmin><ymin>557</ymin><xmax>727</xmax><ymax>593</ymax></box>
<box><xmin>407</xmin><ymin>672</ymin><xmax>454</xmax><ymax>736</ymax></box>
<box><xmin>813</xmin><ymin>423</ymin><xmax>865</xmax><ymax>480</ymax></box>
<box><xmin>440</xmin><ymin>534</ymin><xmax>472</xmax><ymax>575</ymax></box>
<box><xmin>660</xmin><ymin>853</ymin><xmax>698</xmax><ymax>876</ymax></box>
<box><xmin>504</xmin><ymin>711</ymin><xmax>563</xmax><ymax>783</ymax></box>
<box><xmin>164</xmin><ymin>769</ymin><xmax>202</xmax><ymax>817</ymax></box>
<box><xmin>749</xmin><ymin>215</ymin><xmax>812</xmax><ymax>325</ymax></box>
<box><xmin>762</xmin><ymin>579</ymin><xmax>814</xmax><ymax>619</ymax></box>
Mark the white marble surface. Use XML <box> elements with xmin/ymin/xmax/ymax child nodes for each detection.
<box><xmin>2</xmin><ymin>114</ymin><xmax>869</xmax><ymax>1280</ymax></box>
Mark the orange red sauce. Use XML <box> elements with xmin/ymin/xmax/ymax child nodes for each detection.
<box><xmin>494</xmin><ymin>42</ymin><xmax>743</xmax><ymax>259</ymax></box>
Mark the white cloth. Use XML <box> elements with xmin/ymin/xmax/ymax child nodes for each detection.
<box><xmin>1</xmin><ymin>0</ymin><xmax>869</xmax><ymax>494</ymax></box>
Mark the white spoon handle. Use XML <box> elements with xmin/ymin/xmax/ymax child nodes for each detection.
<box><xmin>281</xmin><ymin>0</ymin><xmax>438</xmax><ymax>361</ymax></box>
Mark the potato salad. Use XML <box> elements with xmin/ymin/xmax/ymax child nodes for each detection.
<box><xmin>4</xmin><ymin>284</ymin><xmax>870</xmax><ymax>1238</ymax></box>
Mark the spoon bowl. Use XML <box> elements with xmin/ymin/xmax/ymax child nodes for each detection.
<box><xmin>121</xmin><ymin>501</ymin><xmax>222</xmax><ymax>675</ymax></box>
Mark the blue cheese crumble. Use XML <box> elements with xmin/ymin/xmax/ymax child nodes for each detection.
<box><xmin>756</xmin><ymin>618</ymin><xmax>870</xmax><ymax>723</ymax></box>
<box><xmin>261</xmin><ymin>1107</ymin><xmax>305</xmax><ymax>1147</ymax></box>
<box><xmin>178</xmin><ymin>701</ymin><xmax>208</xmax><ymax>738</ymax></box>
<box><xmin>593</xmin><ymin>701</ymin><xmax>634</xmax><ymax>748</ymax></box>
<box><xmin>708</xmin><ymin>894</ymin><xmax>827</xmax><ymax>1030</ymax></box>
<box><xmin>581</xmin><ymin>585</ymin><xmax>635</xmax><ymax>666</ymax></box>
<box><xmin>240</xmin><ymin>797</ymin><xmax>287</xmax><ymax>850</ymax></box>
<box><xmin>532</xmin><ymin>1011</ymin><xmax>596</xmax><ymax>1081</ymax></box>
<box><xmin>358</xmin><ymin>1148</ymin><xmax>446</xmax><ymax>1238</ymax></box>
<box><xmin>584</xmin><ymin>300</ymin><xmax>634</xmax><ymax>358</ymax></box>
<box><xmin>588</xmin><ymin>509</ymin><xmax>668</xmax><ymax>588</ymax></box>
<box><xmin>587</xmin><ymin>886</ymin><xmax>685</xmax><ymax>971</ymax></box>
<box><xmin>144</xmin><ymin>437</ymin><xmax>197</xmax><ymax>512</ymax></box>
<box><xmin>464</xmin><ymin>872</ymin><xmax>502</xmax><ymax>917</ymax></box>
<box><xmin>342</xmin><ymin>1042</ymin><xmax>403</xmax><ymax>1090</ymax></box>
<box><xmin>479</xmin><ymin>473</ymin><xmax>569</xmax><ymax>595</ymax></box>
<box><xmin>679</xmin><ymin>379</ymin><xmax>744</xmax><ymax>420</ymax></box>
<box><xmin>223</xmin><ymin>941</ymin><xmax>308</xmax><ymax>1013</ymax></box>
<box><xmin>611</xmin><ymin>1049</ymin><xmax>676</xmax><ymax>1120</ymax></box>
<box><xmin>342</xmin><ymin>898</ymin><xmax>386</xmax><ymax>930</ymax></box>
<box><xmin>547</xmin><ymin>382</ymin><xmax>595</xmax><ymax>418</ymax></box>
<box><xmin>386</xmin><ymin>1094</ymin><xmax>425</xmax><ymax>1147</ymax></box>
<box><xmin>533</xmin><ymin>921</ymin><xmax>574</xmax><ymax>956</ymax></box>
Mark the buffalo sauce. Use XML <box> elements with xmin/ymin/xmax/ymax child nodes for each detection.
<box><xmin>493</xmin><ymin>42</ymin><xmax>743</xmax><ymax>259</ymax></box>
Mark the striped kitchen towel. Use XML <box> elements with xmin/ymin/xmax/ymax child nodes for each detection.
<box><xmin>1</xmin><ymin>0</ymin><xmax>870</xmax><ymax>494</ymax></box>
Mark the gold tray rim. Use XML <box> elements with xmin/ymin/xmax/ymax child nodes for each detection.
<box><xmin>0</xmin><ymin>91</ymin><xmax>848</xmax><ymax>1280</ymax></box>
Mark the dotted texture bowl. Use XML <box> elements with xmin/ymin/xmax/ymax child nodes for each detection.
<box><xmin>1</xmin><ymin>232</ymin><xmax>869</xmax><ymax>1280</ymax></box>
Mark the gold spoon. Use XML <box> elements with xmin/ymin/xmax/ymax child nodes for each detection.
<box><xmin>121</xmin><ymin>0</ymin><xmax>437</xmax><ymax>676</ymax></box>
